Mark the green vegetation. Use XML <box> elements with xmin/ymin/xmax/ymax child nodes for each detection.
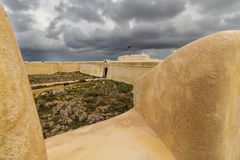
<box><xmin>28</xmin><ymin>71</ymin><xmax>96</xmax><ymax>85</ymax></box>
<box><xmin>34</xmin><ymin>78</ymin><xmax>133</xmax><ymax>138</ymax></box>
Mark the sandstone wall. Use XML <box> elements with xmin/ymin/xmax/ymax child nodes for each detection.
<box><xmin>0</xmin><ymin>6</ymin><xmax>47</xmax><ymax>160</ymax></box>
<box><xmin>25</xmin><ymin>62</ymin><xmax>82</xmax><ymax>74</ymax></box>
<box><xmin>79</xmin><ymin>61</ymin><xmax>104</xmax><ymax>77</ymax></box>
<box><xmin>117</xmin><ymin>53</ymin><xmax>158</xmax><ymax>61</ymax></box>
<box><xmin>107</xmin><ymin>61</ymin><xmax>160</xmax><ymax>84</ymax></box>
<box><xmin>25</xmin><ymin>61</ymin><xmax>160</xmax><ymax>84</ymax></box>
<box><xmin>134</xmin><ymin>30</ymin><xmax>240</xmax><ymax>160</ymax></box>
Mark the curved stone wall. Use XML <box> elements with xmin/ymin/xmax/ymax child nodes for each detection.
<box><xmin>0</xmin><ymin>6</ymin><xmax>47</xmax><ymax>160</ymax></box>
<box><xmin>134</xmin><ymin>30</ymin><xmax>240</xmax><ymax>160</ymax></box>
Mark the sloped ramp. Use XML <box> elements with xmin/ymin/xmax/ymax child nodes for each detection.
<box><xmin>46</xmin><ymin>110</ymin><xmax>175</xmax><ymax>160</ymax></box>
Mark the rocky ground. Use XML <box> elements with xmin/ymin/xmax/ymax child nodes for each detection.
<box><xmin>28</xmin><ymin>71</ymin><xmax>95</xmax><ymax>85</ymax></box>
<box><xmin>34</xmin><ymin>79</ymin><xmax>133</xmax><ymax>138</ymax></box>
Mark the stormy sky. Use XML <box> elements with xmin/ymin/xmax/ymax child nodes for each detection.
<box><xmin>1</xmin><ymin>0</ymin><xmax>240</xmax><ymax>61</ymax></box>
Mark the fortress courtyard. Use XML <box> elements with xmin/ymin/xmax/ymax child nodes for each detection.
<box><xmin>1</xmin><ymin>2</ymin><xmax>240</xmax><ymax>160</ymax></box>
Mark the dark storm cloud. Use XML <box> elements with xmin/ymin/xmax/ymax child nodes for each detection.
<box><xmin>56</xmin><ymin>1</ymin><xmax>105</xmax><ymax>23</ymax></box>
<box><xmin>224</xmin><ymin>14</ymin><xmax>240</xmax><ymax>29</ymax></box>
<box><xmin>180</xmin><ymin>16</ymin><xmax>225</xmax><ymax>37</ymax></box>
<box><xmin>62</xmin><ymin>21</ymin><xmax>193</xmax><ymax>55</ymax></box>
<box><xmin>105</xmin><ymin>0</ymin><xmax>186</xmax><ymax>23</ymax></box>
<box><xmin>47</xmin><ymin>0</ymin><xmax>188</xmax><ymax>54</ymax></box>
<box><xmin>1</xmin><ymin>0</ymin><xmax>240</xmax><ymax>61</ymax></box>
<box><xmin>1</xmin><ymin>0</ymin><xmax>37</xmax><ymax>33</ymax></box>
<box><xmin>9</xmin><ymin>12</ymin><xmax>34</xmax><ymax>32</ymax></box>
<box><xmin>2</xmin><ymin>0</ymin><xmax>39</xmax><ymax>11</ymax></box>
<box><xmin>53</xmin><ymin>0</ymin><xmax>186</xmax><ymax>24</ymax></box>
<box><xmin>189</xmin><ymin>0</ymin><xmax>240</xmax><ymax>14</ymax></box>
<box><xmin>46</xmin><ymin>0</ymin><xmax>109</xmax><ymax>39</ymax></box>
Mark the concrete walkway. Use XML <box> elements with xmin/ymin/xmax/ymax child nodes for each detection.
<box><xmin>45</xmin><ymin>109</ymin><xmax>175</xmax><ymax>160</ymax></box>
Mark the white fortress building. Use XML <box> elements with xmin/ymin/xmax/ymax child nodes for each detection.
<box><xmin>117</xmin><ymin>53</ymin><xmax>160</xmax><ymax>62</ymax></box>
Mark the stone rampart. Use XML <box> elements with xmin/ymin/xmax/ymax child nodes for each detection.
<box><xmin>0</xmin><ymin>6</ymin><xmax>47</xmax><ymax>160</ymax></box>
<box><xmin>134</xmin><ymin>30</ymin><xmax>240</xmax><ymax>160</ymax></box>
<box><xmin>25</xmin><ymin>61</ymin><xmax>160</xmax><ymax>84</ymax></box>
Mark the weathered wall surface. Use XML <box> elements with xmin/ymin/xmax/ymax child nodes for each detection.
<box><xmin>25</xmin><ymin>62</ymin><xmax>82</xmax><ymax>74</ymax></box>
<box><xmin>0</xmin><ymin>6</ymin><xmax>47</xmax><ymax>160</ymax></box>
<box><xmin>25</xmin><ymin>61</ymin><xmax>160</xmax><ymax>84</ymax></box>
<box><xmin>107</xmin><ymin>61</ymin><xmax>160</xmax><ymax>84</ymax></box>
<box><xmin>134</xmin><ymin>30</ymin><xmax>240</xmax><ymax>160</ymax></box>
<box><xmin>25</xmin><ymin>61</ymin><xmax>103</xmax><ymax>77</ymax></box>
<box><xmin>79</xmin><ymin>61</ymin><xmax>104</xmax><ymax>77</ymax></box>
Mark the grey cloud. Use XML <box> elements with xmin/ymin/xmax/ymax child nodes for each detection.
<box><xmin>47</xmin><ymin>0</ymin><xmax>186</xmax><ymax>39</ymax></box>
<box><xmin>46</xmin><ymin>0</ymin><xmax>109</xmax><ymax>39</ymax></box>
<box><xmin>47</xmin><ymin>0</ymin><xmax>188</xmax><ymax>55</ymax></box>
<box><xmin>224</xmin><ymin>14</ymin><xmax>240</xmax><ymax>29</ymax></box>
<box><xmin>46</xmin><ymin>17</ymin><xmax>66</xmax><ymax>39</ymax></box>
<box><xmin>8</xmin><ymin>12</ymin><xmax>34</xmax><ymax>32</ymax></box>
<box><xmin>1</xmin><ymin>0</ymin><xmax>39</xmax><ymax>11</ymax></box>
<box><xmin>105</xmin><ymin>0</ymin><xmax>186</xmax><ymax>23</ymax></box>
<box><xmin>176</xmin><ymin>16</ymin><xmax>224</xmax><ymax>37</ymax></box>
<box><xmin>62</xmin><ymin>21</ymin><xmax>192</xmax><ymax>55</ymax></box>
<box><xmin>189</xmin><ymin>0</ymin><xmax>240</xmax><ymax>14</ymax></box>
<box><xmin>16</xmin><ymin>29</ymin><xmax>68</xmax><ymax>56</ymax></box>
<box><xmin>1</xmin><ymin>0</ymin><xmax>38</xmax><ymax>33</ymax></box>
<box><xmin>54</xmin><ymin>0</ymin><xmax>186</xmax><ymax>24</ymax></box>
<box><xmin>2</xmin><ymin>0</ymin><xmax>240</xmax><ymax>61</ymax></box>
<box><xmin>72</xmin><ymin>14</ymin><xmax>230</xmax><ymax>54</ymax></box>
<box><xmin>54</xmin><ymin>0</ymin><xmax>107</xmax><ymax>23</ymax></box>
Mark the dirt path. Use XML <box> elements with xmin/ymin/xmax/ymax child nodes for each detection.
<box><xmin>32</xmin><ymin>78</ymin><xmax>105</xmax><ymax>97</ymax></box>
<box><xmin>32</xmin><ymin>85</ymin><xmax>65</xmax><ymax>98</ymax></box>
